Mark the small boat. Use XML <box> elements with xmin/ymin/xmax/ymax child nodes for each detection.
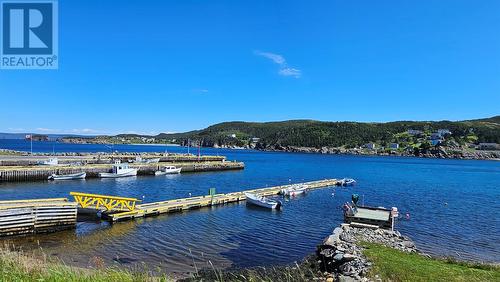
<box><xmin>244</xmin><ymin>192</ymin><xmax>282</xmax><ymax>210</ymax></box>
<box><xmin>134</xmin><ymin>156</ymin><xmax>160</xmax><ymax>164</ymax></box>
<box><xmin>280</xmin><ymin>184</ymin><xmax>308</xmax><ymax>197</ymax></box>
<box><xmin>38</xmin><ymin>158</ymin><xmax>58</xmax><ymax>166</ymax></box>
<box><xmin>99</xmin><ymin>162</ymin><xmax>137</xmax><ymax>178</ymax></box>
<box><xmin>154</xmin><ymin>166</ymin><xmax>182</xmax><ymax>175</ymax></box>
<box><xmin>338</xmin><ymin>178</ymin><xmax>356</xmax><ymax>186</ymax></box>
<box><xmin>48</xmin><ymin>172</ymin><xmax>86</xmax><ymax>180</ymax></box>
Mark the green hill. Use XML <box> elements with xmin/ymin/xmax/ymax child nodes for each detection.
<box><xmin>155</xmin><ymin>116</ymin><xmax>500</xmax><ymax>148</ymax></box>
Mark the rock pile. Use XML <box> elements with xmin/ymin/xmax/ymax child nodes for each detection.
<box><xmin>316</xmin><ymin>224</ymin><xmax>418</xmax><ymax>281</ymax></box>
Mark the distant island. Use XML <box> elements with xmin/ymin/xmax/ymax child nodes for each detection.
<box><xmin>17</xmin><ymin>116</ymin><xmax>500</xmax><ymax>160</ymax></box>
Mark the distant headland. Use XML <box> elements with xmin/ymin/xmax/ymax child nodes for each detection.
<box><xmin>3</xmin><ymin>116</ymin><xmax>500</xmax><ymax>160</ymax></box>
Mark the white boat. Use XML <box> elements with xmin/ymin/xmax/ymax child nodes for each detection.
<box><xmin>280</xmin><ymin>184</ymin><xmax>308</xmax><ymax>196</ymax></box>
<box><xmin>154</xmin><ymin>166</ymin><xmax>182</xmax><ymax>176</ymax></box>
<box><xmin>134</xmin><ymin>156</ymin><xmax>160</xmax><ymax>164</ymax></box>
<box><xmin>99</xmin><ymin>162</ymin><xmax>137</xmax><ymax>178</ymax></box>
<box><xmin>244</xmin><ymin>192</ymin><xmax>282</xmax><ymax>210</ymax></box>
<box><xmin>48</xmin><ymin>172</ymin><xmax>86</xmax><ymax>180</ymax></box>
<box><xmin>339</xmin><ymin>178</ymin><xmax>356</xmax><ymax>186</ymax></box>
<box><xmin>38</xmin><ymin>158</ymin><xmax>58</xmax><ymax>166</ymax></box>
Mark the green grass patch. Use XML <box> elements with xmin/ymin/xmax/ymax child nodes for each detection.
<box><xmin>361</xmin><ymin>242</ymin><xmax>500</xmax><ymax>282</ymax></box>
<box><xmin>0</xmin><ymin>247</ymin><xmax>173</xmax><ymax>282</ymax></box>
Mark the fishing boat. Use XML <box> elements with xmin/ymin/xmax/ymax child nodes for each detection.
<box><xmin>154</xmin><ymin>165</ymin><xmax>182</xmax><ymax>175</ymax></box>
<box><xmin>338</xmin><ymin>178</ymin><xmax>356</xmax><ymax>186</ymax></box>
<box><xmin>38</xmin><ymin>158</ymin><xmax>58</xmax><ymax>166</ymax></box>
<box><xmin>244</xmin><ymin>192</ymin><xmax>282</xmax><ymax>210</ymax></box>
<box><xmin>134</xmin><ymin>156</ymin><xmax>160</xmax><ymax>164</ymax></box>
<box><xmin>99</xmin><ymin>162</ymin><xmax>137</xmax><ymax>178</ymax></box>
<box><xmin>280</xmin><ymin>184</ymin><xmax>308</xmax><ymax>196</ymax></box>
<box><xmin>48</xmin><ymin>172</ymin><xmax>86</xmax><ymax>180</ymax></box>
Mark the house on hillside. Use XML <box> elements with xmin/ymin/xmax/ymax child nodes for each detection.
<box><xmin>437</xmin><ymin>129</ymin><xmax>451</xmax><ymax>136</ymax></box>
<box><xmin>407</xmin><ymin>129</ymin><xmax>423</xmax><ymax>136</ymax></box>
<box><xmin>390</xmin><ymin>143</ymin><xmax>399</xmax><ymax>149</ymax></box>
<box><xmin>250</xmin><ymin>137</ymin><xmax>260</xmax><ymax>143</ymax></box>
<box><xmin>364</xmin><ymin>143</ymin><xmax>376</xmax><ymax>150</ymax></box>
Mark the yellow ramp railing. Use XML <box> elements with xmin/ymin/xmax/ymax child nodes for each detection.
<box><xmin>70</xmin><ymin>192</ymin><xmax>140</xmax><ymax>212</ymax></box>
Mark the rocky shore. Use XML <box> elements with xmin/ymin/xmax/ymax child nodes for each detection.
<box><xmin>258</xmin><ymin>144</ymin><xmax>500</xmax><ymax>160</ymax></box>
<box><xmin>316</xmin><ymin>224</ymin><xmax>418</xmax><ymax>282</ymax></box>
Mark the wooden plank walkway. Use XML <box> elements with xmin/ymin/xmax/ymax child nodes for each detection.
<box><xmin>0</xmin><ymin>198</ymin><xmax>78</xmax><ymax>237</ymax></box>
<box><xmin>0</xmin><ymin>161</ymin><xmax>244</xmax><ymax>182</ymax></box>
<box><xmin>106</xmin><ymin>179</ymin><xmax>339</xmax><ymax>222</ymax></box>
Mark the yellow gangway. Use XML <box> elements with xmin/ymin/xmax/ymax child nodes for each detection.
<box><xmin>70</xmin><ymin>192</ymin><xmax>140</xmax><ymax>212</ymax></box>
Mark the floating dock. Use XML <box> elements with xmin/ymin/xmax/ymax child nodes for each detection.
<box><xmin>0</xmin><ymin>198</ymin><xmax>77</xmax><ymax>237</ymax></box>
<box><xmin>69</xmin><ymin>179</ymin><xmax>340</xmax><ymax>222</ymax></box>
<box><xmin>0</xmin><ymin>160</ymin><xmax>244</xmax><ymax>182</ymax></box>
<box><xmin>0</xmin><ymin>179</ymin><xmax>338</xmax><ymax>237</ymax></box>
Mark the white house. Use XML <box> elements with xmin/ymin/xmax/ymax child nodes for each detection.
<box><xmin>365</xmin><ymin>143</ymin><xmax>376</xmax><ymax>150</ymax></box>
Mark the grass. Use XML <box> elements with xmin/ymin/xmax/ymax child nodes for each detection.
<box><xmin>361</xmin><ymin>242</ymin><xmax>500</xmax><ymax>282</ymax></box>
<box><xmin>0</xmin><ymin>246</ymin><xmax>173</xmax><ymax>282</ymax></box>
<box><xmin>180</xmin><ymin>260</ymin><xmax>322</xmax><ymax>282</ymax></box>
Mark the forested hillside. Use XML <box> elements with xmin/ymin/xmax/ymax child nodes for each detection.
<box><xmin>156</xmin><ymin>117</ymin><xmax>500</xmax><ymax>148</ymax></box>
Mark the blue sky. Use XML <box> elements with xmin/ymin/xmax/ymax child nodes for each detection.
<box><xmin>1</xmin><ymin>0</ymin><xmax>499</xmax><ymax>135</ymax></box>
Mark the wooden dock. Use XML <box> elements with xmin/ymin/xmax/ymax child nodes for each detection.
<box><xmin>100</xmin><ymin>179</ymin><xmax>339</xmax><ymax>222</ymax></box>
<box><xmin>0</xmin><ymin>198</ymin><xmax>77</xmax><ymax>237</ymax></box>
<box><xmin>0</xmin><ymin>161</ymin><xmax>244</xmax><ymax>182</ymax></box>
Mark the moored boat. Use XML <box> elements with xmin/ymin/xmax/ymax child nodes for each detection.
<box><xmin>48</xmin><ymin>172</ymin><xmax>86</xmax><ymax>180</ymax></box>
<box><xmin>244</xmin><ymin>192</ymin><xmax>282</xmax><ymax>210</ymax></box>
<box><xmin>99</xmin><ymin>162</ymin><xmax>137</xmax><ymax>178</ymax></box>
<box><xmin>38</xmin><ymin>158</ymin><xmax>59</xmax><ymax>166</ymax></box>
<box><xmin>338</xmin><ymin>178</ymin><xmax>356</xmax><ymax>186</ymax></box>
<box><xmin>154</xmin><ymin>166</ymin><xmax>182</xmax><ymax>175</ymax></box>
<box><xmin>280</xmin><ymin>184</ymin><xmax>308</xmax><ymax>196</ymax></box>
<box><xmin>134</xmin><ymin>156</ymin><xmax>160</xmax><ymax>164</ymax></box>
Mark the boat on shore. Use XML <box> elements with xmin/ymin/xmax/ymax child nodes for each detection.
<box><xmin>280</xmin><ymin>184</ymin><xmax>308</xmax><ymax>196</ymax></box>
<box><xmin>38</xmin><ymin>158</ymin><xmax>59</xmax><ymax>166</ymax></box>
<box><xmin>154</xmin><ymin>166</ymin><xmax>182</xmax><ymax>175</ymax></box>
<box><xmin>48</xmin><ymin>172</ymin><xmax>86</xmax><ymax>180</ymax></box>
<box><xmin>99</xmin><ymin>162</ymin><xmax>137</xmax><ymax>178</ymax></box>
<box><xmin>134</xmin><ymin>156</ymin><xmax>160</xmax><ymax>164</ymax></box>
<box><xmin>245</xmin><ymin>192</ymin><xmax>282</xmax><ymax>210</ymax></box>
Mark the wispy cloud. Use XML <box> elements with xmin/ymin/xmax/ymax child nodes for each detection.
<box><xmin>254</xmin><ymin>50</ymin><xmax>302</xmax><ymax>78</ymax></box>
<box><xmin>36</xmin><ymin>127</ymin><xmax>59</xmax><ymax>133</ymax></box>
<box><xmin>71</xmin><ymin>128</ymin><xmax>101</xmax><ymax>134</ymax></box>
<box><xmin>7</xmin><ymin>127</ymin><xmax>25</xmax><ymax>132</ymax></box>
<box><xmin>278</xmin><ymin>67</ymin><xmax>301</xmax><ymax>78</ymax></box>
<box><xmin>193</xmin><ymin>88</ymin><xmax>209</xmax><ymax>94</ymax></box>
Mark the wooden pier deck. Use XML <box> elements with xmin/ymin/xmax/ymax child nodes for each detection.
<box><xmin>0</xmin><ymin>160</ymin><xmax>244</xmax><ymax>182</ymax></box>
<box><xmin>104</xmin><ymin>179</ymin><xmax>339</xmax><ymax>222</ymax></box>
<box><xmin>0</xmin><ymin>198</ymin><xmax>77</xmax><ymax>237</ymax></box>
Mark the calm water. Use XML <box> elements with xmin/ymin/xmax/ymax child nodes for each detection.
<box><xmin>0</xmin><ymin>139</ymin><xmax>499</xmax><ymax>273</ymax></box>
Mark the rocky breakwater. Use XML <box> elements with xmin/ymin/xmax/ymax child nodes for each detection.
<box><xmin>316</xmin><ymin>224</ymin><xmax>417</xmax><ymax>281</ymax></box>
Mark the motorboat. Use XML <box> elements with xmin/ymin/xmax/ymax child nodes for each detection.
<box><xmin>244</xmin><ymin>192</ymin><xmax>282</xmax><ymax>210</ymax></box>
<box><xmin>154</xmin><ymin>166</ymin><xmax>182</xmax><ymax>175</ymax></box>
<box><xmin>338</xmin><ymin>178</ymin><xmax>356</xmax><ymax>186</ymax></box>
<box><xmin>134</xmin><ymin>156</ymin><xmax>160</xmax><ymax>164</ymax></box>
<box><xmin>48</xmin><ymin>172</ymin><xmax>86</xmax><ymax>180</ymax></box>
<box><xmin>99</xmin><ymin>162</ymin><xmax>137</xmax><ymax>178</ymax></box>
<box><xmin>38</xmin><ymin>158</ymin><xmax>58</xmax><ymax>166</ymax></box>
<box><xmin>280</xmin><ymin>184</ymin><xmax>308</xmax><ymax>197</ymax></box>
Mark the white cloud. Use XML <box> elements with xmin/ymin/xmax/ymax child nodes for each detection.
<box><xmin>254</xmin><ymin>50</ymin><xmax>302</xmax><ymax>78</ymax></box>
<box><xmin>254</xmin><ymin>51</ymin><xmax>286</xmax><ymax>65</ymax></box>
<box><xmin>279</xmin><ymin>67</ymin><xmax>302</xmax><ymax>78</ymax></box>
<box><xmin>193</xmin><ymin>89</ymin><xmax>209</xmax><ymax>94</ymax></box>
<box><xmin>71</xmin><ymin>128</ymin><xmax>101</xmax><ymax>134</ymax></box>
<box><xmin>7</xmin><ymin>127</ymin><xmax>25</xmax><ymax>132</ymax></box>
<box><xmin>36</xmin><ymin>127</ymin><xmax>59</xmax><ymax>133</ymax></box>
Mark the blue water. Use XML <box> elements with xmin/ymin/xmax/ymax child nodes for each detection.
<box><xmin>0</xmin><ymin>139</ymin><xmax>499</xmax><ymax>273</ymax></box>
